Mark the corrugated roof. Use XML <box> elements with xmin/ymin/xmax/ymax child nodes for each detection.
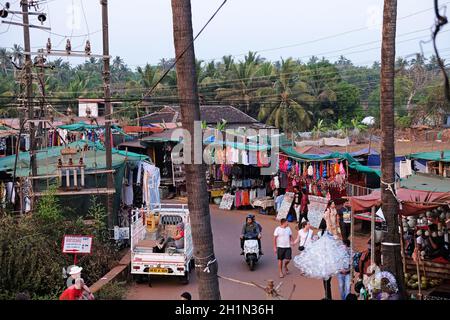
<box><xmin>140</xmin><ymin>105</ymin><xmax>259</xmax><ymax>125</ymax></box>
<box><xmin>400</xmin><ymin>174</ymin><xmax>450</xmax><ymax>192</ymax></box>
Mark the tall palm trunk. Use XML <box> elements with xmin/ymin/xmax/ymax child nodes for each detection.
<box><xmin>171</xmin><ymin>0</ymin><xmax>221</xmax><ymax>300</ymax></box>
<box><xmin>380</xmin><ymin>0</ymin><xmax>405</xmax><ymax>298</ymax></box>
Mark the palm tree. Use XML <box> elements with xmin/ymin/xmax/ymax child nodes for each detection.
<box><xmin>215</xmin><ymin>58</ymin><xmax>258</xmax><ymax>114</ymax></box>
<box><xmin>11</xmin><ymin>44</ymin><xmax>23</xmax><ymax>65</ymax></box>
<box><xmin>303</xmin><ymin>58</ymin><xmax>339</xmax><ymax>121</ymax></box>
<box><xmin>0</xmin><ymin>48</ymin><xmax>10</xmax><ymax>74</ymax></box>
<box><xmin>137</xmin><ymin>64</ymin><xmax>161</xmax><ymax>90</ymax></box>
<box><xmin>257</xmin><ymin>58</ymin><xmax>314</xmax><ymax>133</ymax></box>
<box><xmin>380</xmin><ymin>0</ymin><xmax>405</xmax><ymax>298</ymax></box>
<box><xmin>171</xmin><ymin>0</ymin><xmax>221</xmax><ymax>300</ymax></box>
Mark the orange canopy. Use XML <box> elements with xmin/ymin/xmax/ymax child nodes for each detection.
<box><xmin>350</xmin><ymin>188</ymin><xmax>450</xmax><ymax>216</ymax></box>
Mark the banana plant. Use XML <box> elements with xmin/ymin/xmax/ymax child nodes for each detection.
<box><xmin>312</xmin><ymin>119</ymin><xmax>328</xmax><ymax>138</ymax></box>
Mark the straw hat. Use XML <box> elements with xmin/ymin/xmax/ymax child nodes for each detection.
<box><xmin>68</xmin><ymin>266</ymin><xmax>83</xmax><ymax>275</ymax></box>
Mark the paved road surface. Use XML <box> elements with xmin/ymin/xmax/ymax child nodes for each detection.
<box><xmin>126</xmin><ymin>204</ymin><xmax>364</xmax><ymax>300</ymax></box>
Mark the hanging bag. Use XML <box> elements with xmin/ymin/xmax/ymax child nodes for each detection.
<box><xmin>298</xmin><ymin>229</ymin><xmax>311</xmax><ymax>251</ymax></box>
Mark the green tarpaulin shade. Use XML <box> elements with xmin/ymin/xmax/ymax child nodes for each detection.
<box><xmin>279</xmin><ymin>145</ymin><xmax>381</xmax><ymax>176</ymax></box>
<box><xmin>57</xmin><ymin>121</ymin><xmax>129</xmax><ymax>136</ymax></box>
<box><xmin>408</xmin><ymin>150</ymin><xmax>450</xmax><ymax>163</ymax></box>
<box><xmin>0</xmin><ymin>140</ymin><xmax>148</xmax><ymax>177</ymax></box>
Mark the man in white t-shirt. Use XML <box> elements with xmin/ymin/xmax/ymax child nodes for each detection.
<box><xmin>273</xmin><ymin>218</ymin><xmax>293</xmax><ymax>278</ymax></box>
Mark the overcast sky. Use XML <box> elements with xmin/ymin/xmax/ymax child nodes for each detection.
<box><xmin>1</xmin><ymin>0</ymin><xmax>449</xmax><ymax>68</ymax></box>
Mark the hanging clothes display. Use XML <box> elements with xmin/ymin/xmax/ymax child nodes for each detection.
<box><xmin>121</xmin><ymin>164</ymin><xmax>134</xmax><ymax>206</ymax></box>
<box><xmin>249</xmin><ymin>150</ymin><xmax>258</xmax><ymax>165</ymax></box>
<box><xmin>137</xmin><ymin>161</ymin><xmax>160</xmax><ymax>208</ymax></box>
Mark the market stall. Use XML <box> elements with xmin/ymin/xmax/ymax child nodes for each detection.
<box><xmin>350</xmin><ymin>189</ymin><xmax>450</xmax><ymax>298</ymax></box>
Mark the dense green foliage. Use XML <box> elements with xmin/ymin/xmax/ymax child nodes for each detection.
<box><xmin>1</xmin><ymin>46</ymin><xmax>449</xmax><ymax>131</ymax></box>
<box><xmin>0</xmin><ymin>193</ymin><xmax>119</xmax><ymax>300</ymax></box>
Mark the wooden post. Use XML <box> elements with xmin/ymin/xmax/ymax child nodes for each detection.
<box><xmin>413</xmin><ymin>236</ymin><xmax>422</xmax><ymax>299</ymax></box>
<box><xmin>350</xmin><ymin>205</ymin><xmax>355</xmax><ymax>280</ymax></box>
<box><xmin>66</xmin><ymin>169</ymin><xmax>70</xmax><ymax>188</ymax></box>
<box><xmin>81</xmin><ymin>167</ymin><xmax>85</xmax><ymax>187</ymax></box>
<box><xmin>371</xmin><ymin>206</ymin><xmax>376</xmax><ymax>266</ymax></box>
<box><xmin>73</xmin><ymin>169</ymin><xmax>77</xmax><ymax>187</ymax></box>
<box><xmin>399</xmin><ymin>218</ymin><xmax>407</xmax><ymax>275</ymax></box>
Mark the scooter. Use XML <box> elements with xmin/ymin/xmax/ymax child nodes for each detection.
<box><xmin>243</xmin><ymin>239</ymin><xmax>260</xmax><ymax>271</ymax></box>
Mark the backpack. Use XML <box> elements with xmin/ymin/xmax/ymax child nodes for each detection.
<box><xmin>353</xmin><ymin>251</ymin><xmax>362</xmax><ymax>273</ymax></box>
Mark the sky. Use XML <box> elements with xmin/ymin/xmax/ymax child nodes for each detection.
<box><xmin>1</xmin><ymin>0</ymin><xmax>450</xmax><ymax>69</ymax></box>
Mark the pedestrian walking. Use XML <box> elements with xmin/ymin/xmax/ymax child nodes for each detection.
<box><xmin>273</xmin><ymin>218</ymin><xmax>293</xmax><ymax>278</ymax></box>
<box><xmin>293</xmin><ymin>221</ymin><xmax>313</xmax><ymax>252</ymax></box>
<box><xmin>337</xmin><ymin>239</ymin><xmax>352</xmax><ymax>300</ymax></box>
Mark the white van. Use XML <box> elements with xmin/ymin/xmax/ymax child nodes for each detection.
<box><xmin>130</xmin><ymin>203</ymin><xmax>194</xmax><ymax>284</ymax></box>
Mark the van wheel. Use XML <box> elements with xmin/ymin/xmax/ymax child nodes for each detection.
<box><xmin>134</xmin><ymin>274</ymin><xmax>146</xmax><ymax>284</ymax></box>
<box><xmin>180</xmin><ymin>271</ymin><xmax>190</xmax><ymax>285</ymax></box>
<box><xmin>189</xmin><ymin>258</ymin><xmax>195</xmax><ymax>271</ymax></box>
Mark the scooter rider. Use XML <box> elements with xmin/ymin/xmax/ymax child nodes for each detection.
<box><xmin>240</xmin><ymin>214</ymin><xmax>263</xmax><ymax>255</ymax></box>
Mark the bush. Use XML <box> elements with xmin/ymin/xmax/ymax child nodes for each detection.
<box><xmin>95</xmin><ymin>281</ymin><xmax>127</xmax><ymax>300</ymax></box>
<box><xmin>396</xmin><ymin>116</ymin><xmax>412</xmax><ymax>129</ymax></box>
<box><xmin>0</xmin><ymin>191</ymin><xmax>120</xmax><ymax>300</ymax></box>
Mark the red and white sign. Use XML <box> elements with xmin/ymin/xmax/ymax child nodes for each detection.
<box><xmin>62</xmin><ymin>235</ymin><xmax>93</xmax><ymax>254</ymax></box>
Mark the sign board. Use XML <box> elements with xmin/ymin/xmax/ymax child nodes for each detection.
<box><xmin>276</xmin><ymin>192</ymin><xmax>294</xmax><ymax>220</ymax></box>
<box><xmin>114</xmin><ymin>226</ymin><xmax>130</xmax><ymax>240</ymax></box>
<box><xmin>62</xmin><ymin>235</ymin><xmax>93</xmax><ymax>254</ymax></box>
<box><xmin>219</xmin><ymin>193</ymin><xmax>235</xmax><ymax>210</ymax></box>
<box><xmin>307</xmin><ymin>195</ymin><xmax>329</xmax><ymax>228</ymax></box>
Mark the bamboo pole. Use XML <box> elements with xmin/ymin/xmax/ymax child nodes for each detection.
<box><xmin>371</xmin><ymin>206</ymin><xmax>375</xmax><ymax>266</ymax></box>
<box><xmin>399</xmin><ymin>218</ymin><xmax>407</xmax><ymax>275</ymax></box>
<box><xmin>350</xmin><ymin>205</ymin><xmax>355</xmax><ymax>281</ymax></box>
<box><xmin>413</xmin><ymin>236</ymin><xmax>422</xmax><ymax>299</ymax></box>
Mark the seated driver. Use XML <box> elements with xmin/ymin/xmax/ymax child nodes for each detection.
<box><xmin>156</xmin><ymin>222</ymin><xmax>185</xmax><ymax>252</ymax></box>
<box><xmin>240</xmin><ymin>214</ymin><xmax>263</xmax><ymax>255</ymax></box>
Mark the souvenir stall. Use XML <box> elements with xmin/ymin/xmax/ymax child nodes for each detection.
<box><xmin>273</xmin><ymin>152</ymin><xmax>349</xmax><ymax>226</ymax></box>
<box><xmin>275</xmin><ymin>145</ymin><xmax>382</xmax><ymax>225</ymax></box>
<box><xmin>350</xmin><ymin>189</ymin><xmax>450</xmax><ymax>299</ymax></box>
<box><xmin>207</xmin><ymin>143</ymin><xmax>273</xmax><ymax>212</ymax></box>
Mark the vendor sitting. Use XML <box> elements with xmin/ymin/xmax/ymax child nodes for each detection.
<box><xmin>154</xmin><ymin>222</ymin><xmax>185</xmax><ymax>253</ymax></box>
<box><xmin>428</xmin><ymin>224</ymin><xmax>449</xmax><ymax>261</ymax></box>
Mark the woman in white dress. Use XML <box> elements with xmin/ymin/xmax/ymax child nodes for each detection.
<box><xmin>293</xmin><ymin>200</ymin><xmax>350</xmax><ymax>299</ymax></box>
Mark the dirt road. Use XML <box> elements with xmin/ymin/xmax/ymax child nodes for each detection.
<box><xmin>126</xmin><ymin>204</ymin><xmax>368</xmax><ymax>300</ymax></box>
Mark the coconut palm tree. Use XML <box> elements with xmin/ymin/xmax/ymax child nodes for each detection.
<box><xmin>11</xmin><ymin>44</ymin><xmax>23</xmax><ymax>65</ymax></box>
<box><xmin>0</xmin><ymin>48</ymin><xmax>10</xmax><ymax>74</ymax></box>
<box><xmin>215</xmin><ymin>58</ymin><xmax>259</xmax><ymax>114</ymax></box>
<box><xmin>257</xmin><ymin>58</ymin><xmax>314</xmax><ymax>133</ymax></box>
<box><xmin>137</xmin><ymin>64</ymin><xmax>161</xmax><ymax>90</ymax></box>
<box><xmin>171</xmin><ymin>0</ymin><xmax>221</xmax><ymax>300</ymax></box>
<box><xmin>380</xmin><ymin>0</ymin><xmax>405</xmax><ymax>298</ymax></box>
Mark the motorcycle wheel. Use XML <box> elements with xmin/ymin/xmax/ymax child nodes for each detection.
<box><xmin>249</xmin><ymin>258</ymin><xmax>255</xmax><ymax>271</ymax></box>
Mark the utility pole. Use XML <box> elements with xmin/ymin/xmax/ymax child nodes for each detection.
<box><xmin>21</xmin><ymin>0</ymin><xmax>38</xmax><ymax>192</ymax></box>
<box><xmin>171</xmin><ymin>0</ymin><xmax>221</xmax><ymax>300</ymax></box>
<box><xmin>101</xmin><ymin>0</ymin><xmax>114</xmax><ymax>229</ymax></box>
<box><xmin>380</xmin><ymin>0</ymin><xmax>405</xmax><ymax>298</ymax></box>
